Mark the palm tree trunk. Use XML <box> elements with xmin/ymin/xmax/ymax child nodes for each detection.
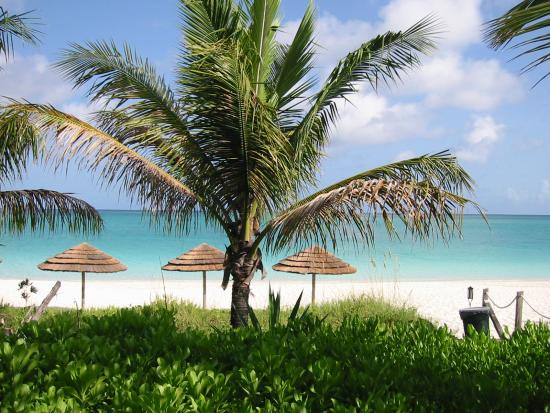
<box><xmin>230</xmin><ymin>279</ymin><xmax>250</xmax><ymax>327</ymax></box>
<box><xmin>225</xmin><ymin>241</ymin><xmax>261</xmax><ymax>328</ymax></box>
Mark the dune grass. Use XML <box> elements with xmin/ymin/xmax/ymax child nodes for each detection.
<box><xmin>0</xmin><ymin>294</ymin><xmax>419</xmax><ymax>332</ymax></box>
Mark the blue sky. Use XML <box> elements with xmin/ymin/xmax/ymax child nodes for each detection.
<box><xmin>1</xmin><ymin>0</ymin><xmax>549</xmax><ymax>214</ymax></box>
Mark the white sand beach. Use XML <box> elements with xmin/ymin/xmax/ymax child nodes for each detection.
<box><xmin>1</xmin><ymin>278</ymin><xmax>549</xmax><ymax>336</ymax></box>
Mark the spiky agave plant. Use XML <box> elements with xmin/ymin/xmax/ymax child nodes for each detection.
<box><xmin>1</xmin><ymin>0</ymin><xmax>479</xmax><ymax>327</ymax></box>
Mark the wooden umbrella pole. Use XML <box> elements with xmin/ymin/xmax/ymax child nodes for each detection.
<box><xmin>312</xmin><ymin>273</ymin><xmax>316</xmax><ymax>306</ymax></box>
<box><xmin>81</xmin><ymin>271</ymin><xmax>86</xmax><ymax>310</ymax></box>
<box><xmin>202</xmin><ymin>270</ymin><xmax>207</xmax><ymax>309</ymax></box>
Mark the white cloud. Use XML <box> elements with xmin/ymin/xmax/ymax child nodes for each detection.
<box><xmin>465</xmin><ymin>115</ymin><xmax>501</xmax><ymax>145</ymax></box>
<box><xmin>0</xmin><ymin>54</ymin><xmax>74</xmax><ymax>105</ymax></box>
<box><xmin>60</xmin><ymin>100</ymin><xmax>108</xmax><ymax>122</ymax></box>
<box><xmin>379</xmin><ymin>0</ymin><xmax>483</xmax><ymax>50</ymax></box>
<box><xmin>313</xmin><ymin>14</ymin><xmax>374</xmax><ymax>67</ymax></box>
<box><xmin>282</xmin><ymin>0</ymin><xmax>483</xmax><ymax>58</ymax></box>
<box><xmin>504</xmin><ymin>183</ymin><xmax>550</xmax><ymax>205</ymax></box>
<box><xmin>394</xmin><ymin>150</ymin><xmax>416</xmax><ymax>161</ymax></box>
<box><xmin>281</xmin><ymin>1</ymin><xmax>523</xmax><ymax>113</ymax></box>
<box><xmin>506</xmin><ymin>187</ymin><xmax>528</xmax><ymax>202</ymax></box>
<box><xmin>402</xmin><ymin>54</ymin><xmax>523</xmax><ymax>110</ymax></box>
<box><xmin>333</xmin><ymin>88</ymin><xmax>434</xmax><ymax>145</ymax></box>
<box><xmin>0</xmin><ymin>53</ymin><xmax>102</xmax><ymax>122</ymax></box>
<box><xmin>457</xmin><ymin>115</ymin><xmax>504</xmax><ymax>163</ymax></box>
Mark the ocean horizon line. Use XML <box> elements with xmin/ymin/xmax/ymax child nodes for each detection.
<box><xmin>93</xmin><ymin>209</ymin><xmax>550</xmax><ymax>218</ymax></box>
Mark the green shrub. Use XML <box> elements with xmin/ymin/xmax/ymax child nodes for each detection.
<box><xmin>0</xmin><ymin>303</ymin><xmax>548</xmax><ymax>412</ymax></box>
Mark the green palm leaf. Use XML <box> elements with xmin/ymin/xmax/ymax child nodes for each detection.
<box><xmin>268</xmin><ymin>0</ymin><xmax>316</xmax><ymax>128</ymax></box>
<box><xmin>484</xmin><ymin>0</ymin><xmax>550</xmax><ymax>86</ymax></box>
<box><xmin>291</xmin><ymin>15</ymin><xmax>439</xmax><ymax>187</ymax></box>
<box><xmin>0</xmin><ymin>7</ymin><xmax>40</xmax><ymax>63</ymax></box>
<box><xmin>0</xmin><ymin>189</ymin><xmax>102</xmax><ymax>234</ymax></box>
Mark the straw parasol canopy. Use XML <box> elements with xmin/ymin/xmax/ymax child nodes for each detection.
<box><xmin>272</xmin><ymin>246</ymin><xmax>356</xmax><ymax>305</ymax></box>
<box><xmin>161</xmin><ymin>243</ymin><xmax>224</xmax><ymax>308</ymax></box>
<box><xmin>37</xmin><ymin>243</ymin><xmax>127</xmax><ymax>309</ymax></box>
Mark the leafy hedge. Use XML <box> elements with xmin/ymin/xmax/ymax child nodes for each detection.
<box><xmin>0</xmin><ymin>305</ymin><xmax>548</xmax><ymax>412</ymax></box>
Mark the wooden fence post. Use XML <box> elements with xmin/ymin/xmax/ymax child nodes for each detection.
<box><xmin>482</xmin><ymin>288</ymin><xmax>489</xmax><ymax>306</ymax></box>
<box><xmin>515</xmin><ymin>291</ymin><xmax>524</xmax><ymax>331</ymax></box>
<box><xmin>481</xmin><ymin>287</ymin><xmax>505</xmax><ymax>339</ymax></box>
<box><xmin>27</xmin><ymin>281</ymin><xmax>61</xmax><ymax>322</ymax></box>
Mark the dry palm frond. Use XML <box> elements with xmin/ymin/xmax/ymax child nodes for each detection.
<box><xmin>259</xmin><ymin>152</ymin><xmax>481</xmax><ymax>252</ymax></box>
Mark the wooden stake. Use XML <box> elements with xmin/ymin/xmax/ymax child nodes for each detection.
<box><xmin>486</xmin><ymin>302</ymin><xmax>505</xmax><ymax>339</ymax></box>
<box><xmin>202</xmin><ymin>270</ymin><xmax>207</xmax><ymax>309</ymax></box>
<box><xmin>311</xmin><ymin>273</ymin><xmax>316</xmax><ymax>306</ymax></box>
<box><xmin>29</xmin><ymin>281</ymin><xmax>61</xmax><ymax>322</ymax></box>
<box><xmin>81</xmin><ymin>272</ymin><xmax>86</xmax><ymax>309</ymax></box>
<box><xmin>482</xmin><ymin>288</ymin><xmax>489</xmax><ymax>306</ymax></box>
<box><xmin>515</xmin><ymin>291</ymin><xmax>524</xmax><ymax>331</ymax></box>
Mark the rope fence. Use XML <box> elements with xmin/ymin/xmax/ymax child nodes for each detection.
<box><xmin>487</xmin><ymin>295</ymin><xmax>517</xmax><ymax>309</ymax></box>
<box><xmin>486</xmin><ymin>293</ymin><xmax>550</xmax><ymax>320</ymax></box>
<box><xmin>523</xmin><ymin>298</ymin><xmax>550</xmax><ymax>320</ymax></box>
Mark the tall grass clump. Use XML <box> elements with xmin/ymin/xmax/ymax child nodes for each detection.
<box><xmin>0</xmin><ymin>301</ymin><xmax>548</xmax><ymax>412</ymax></box>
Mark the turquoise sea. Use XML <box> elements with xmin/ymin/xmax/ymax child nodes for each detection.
<box><xmin>0</xmin><ymin>211</ymin><xmax>549</xmax><ymax>281</ymax></box>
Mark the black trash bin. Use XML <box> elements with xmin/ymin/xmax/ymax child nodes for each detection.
<box><xmin>459</xmin><ymin>307</ymin><xmax>490</xmax><ymax>336</ymax></box>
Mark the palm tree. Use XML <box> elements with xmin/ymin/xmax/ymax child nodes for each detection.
<box><xmin>0</xmin><ymin>7</ymin><xmax>102</xmax><ymax>236</ymax></box>
<box><xmin>484</xmin><ymin>0</ymin><xmax>550</xmax><ymax>86</ymax></box>
<box><xmin>0</xmin><ymin>6</ymin><xmax>40</xmax><ymax>64</ymax></box>
<box><xmin>1</xmin><ymin>0</ymin><xmax>479</xmax><ymax>327</ymax></box>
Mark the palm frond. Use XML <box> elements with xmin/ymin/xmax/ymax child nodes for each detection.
<box><xmin>1</xmin><ymin>102</ymin><xmax>200</xmax><ymax>228</ymax></box>
<box><xmin>484</xmin><ymin>0</ymin><xmax>550</xmax><ymax>86</ymax></box>
<box><xmin>0</xmin><ymin>7</ymin><xmax>40</xmax><ymax>62</ymax></box>
<box><xmin>0</xmin><ymin>109</ymin><xmax>41</xmax><ymax>184</ymax></box>
<box><xmin>258</xmin><ymin>152</ymin><xmax>481</xmax><ymax>253</ymax></box>
<box><xmin>0</xmin><ymin>189</ymin><xmax>102</xmax><ymax>234</ymax></box>
<box><xmin>56</xmin><ymin>40</ymin><xmax>183</xmax><ymax>120</ymax></box>
<box><xmin>179</xmin><ymin>0</ymin><xmax>242</xmax><ymax>48</ymax></box>
<box><xmin>55</xmin><ymin>40</ymin><xmax>230</xmax><ymax>210</ymax></box>
<box><xmin>243</xmin><ymin>0</ymin><xmax>281</xmax><ymax>101</ymax></box>
<box><xmin>291</xmin><ymin>16</ymin><xmax>439</xmax><ymax>187</ymax></box>
<box><xmin>267</xmin><ymin>0</ymin><xmax>316</xmax><ymax>112</ymax></box>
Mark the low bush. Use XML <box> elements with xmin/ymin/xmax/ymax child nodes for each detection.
<box><xmin>0</xmin><ymin>303</ymin><xmax>548</xmax><ymax>412</ymax></box>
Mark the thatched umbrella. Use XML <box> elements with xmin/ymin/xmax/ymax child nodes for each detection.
<box><xmin>272</xmin><ymin>246</ymin><xmax>356</xmax><ymax>305</ymax></box>
<box><xmin>161</xmin><ymin>243</ymin><xmax>224</xmax><ymax>309</ymax></box>
<box><xmin>37</xmin><ymin>242</ymin><xmax>127</xmax><ymax>309</ymax></box>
